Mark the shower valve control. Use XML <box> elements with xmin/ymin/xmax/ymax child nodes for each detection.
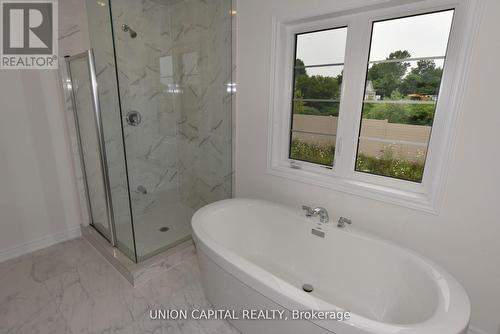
<box><xmin>126</xmin><ymin>111</ymin><xmax>141</xmax><ymax>126</ymax></box>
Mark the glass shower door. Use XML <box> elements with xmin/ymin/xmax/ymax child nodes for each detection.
<box><xmin>85</xmin><ymin>0</ymin><xmax>137</xmax><ymax>261</ymax></box>
<box><xmin>66</xmin><ymin>52</ymin><xmax>114</xmax><ymax>242</ymax></box>
<box><xmin>109</xmin><ymin>0</ymin><xmax>233</xmax><ymax>260</ymax></box>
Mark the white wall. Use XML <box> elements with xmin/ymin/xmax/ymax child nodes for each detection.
<box><xmin>235</xmin><ymin>1</ymin><xmax>500</xmax><ymax>333</ymax></box>
<box><xmin>0</xmin><ymin>0</ymin><xmax>90</xmax><ymax>261</ymax></box>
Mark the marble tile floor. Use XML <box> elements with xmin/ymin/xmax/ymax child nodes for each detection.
<box><xmin>0</xmin><ymin>237</ymin><xmax>240</xmax><ymax>334</ymax></box>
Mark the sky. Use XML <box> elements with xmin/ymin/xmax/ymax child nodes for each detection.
<box><xmin>296</xmin><ymin>10</ymin><xmax>454</xmax><ymax>77</ymax></box>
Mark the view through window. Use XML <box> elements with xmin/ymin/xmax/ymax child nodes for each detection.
<box><xmin>289</xmin><ymin>27</ymin><xmax>347</xmax><ymax>166</ymax></box>
<box><xmin>355</xmin><ymin>10</ymin><xmax>454</xmax><ymax>182</ymax></box>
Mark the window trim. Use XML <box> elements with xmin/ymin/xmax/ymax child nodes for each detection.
<box><xmin>354</xmin><ymin>9</ymin><xmax>455</xmax><ymax>184</ymax></box>
<box><xmin>267</xmin><ymin>0</ymin><xmax>483</xmax><ymax>213</ymax></box>
<box><xmin>289</xmin><ymin>26</ymin><xmax>347</xmax><ymax>167</ymax></box>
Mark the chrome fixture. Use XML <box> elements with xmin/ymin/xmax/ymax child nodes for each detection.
<box><xmin>313</xmin><ymin>207</ymin><xmax>329</xmax><ymax>223</ymax></box>
<box><xmin>311</xmin><ymin>228</ymin><xmax>325</xmax><ymax>238</ymax></box>
<box><xmin>337</xmin><ymin>217</ymin><xmax>352</xmax><ymax>228</ymax></box>
<box><xmin>302</xmin><ymin>205</ymin><xmax>314</xmax><ymax>217</ymax></box>
<box><xmin>121</xmin><ymin>24</ymin><xmax>137</xmax><ymax>38</ymax></box>
<box><xmin>302</xmin><ymin>205</ymin><xmax>329</xmax><ymax>223</ymax></box>
<box><xmin>302</xmin><ymin>284</ymin><xmax>314</xmax><ymax>293</ymax></box>
<box><xmin>126</xmin><ymin>110</ymin><xmax>141</xmax><ymax>126</ymax></box>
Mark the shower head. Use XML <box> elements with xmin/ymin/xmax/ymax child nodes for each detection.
<box><xmin>121</xmin><ymin>24</ymin><xmax>137</xmax><ymax>38</ymax></box>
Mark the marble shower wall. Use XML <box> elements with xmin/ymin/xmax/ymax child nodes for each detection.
<box><xmin>59</xmin><ymin>0</ymin><xmax>234</xmax><ymax>261</ymax></box>
<box><xmin>172</xmin><ymin>0</ymin><xmax>234</xmax><ymax>210</ymax></box>
<box><xmin>111</xmin><ymin>0</ymin><xmax>180</xmax><ymax>219</ymax></box>
<box><xmin>110</xmin><ymin>0</ymin><xmax>233</xmax><ymax>217</ymax></box>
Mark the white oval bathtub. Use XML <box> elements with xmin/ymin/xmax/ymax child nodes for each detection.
<box><xmin>192</xmin><ymin>199</ymin><xmax>470</xmax><ymax>334</ymax></box>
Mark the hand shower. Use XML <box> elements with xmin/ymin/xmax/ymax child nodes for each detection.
<box><xmin>121</xmin><ymin>24</ymin><xmax>137</xmax><ymax>38</ymax></box>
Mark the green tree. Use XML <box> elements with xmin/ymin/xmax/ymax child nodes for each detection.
<box><xmin>336</xmin><ymin>71</ymin><xmax>343</xmax><ymax>87</ymax></box>
<box><xmin>294</xmin><ymin>58</ymin><xmax>341</xmax><ymax>100</ymax></box>
<box><xmin>292</xmin><ymin>59</ymin><xmax>342</xmax><ymax>116</ymax></box>
<box><xmin>293</xmin><ymin>89</ymin><xmax>306</xmax><ymax>114</ymax></box>
<box><xmin>367</xmin><ymin>50</ymin><xmax>411</xmax><ymax>98</ymax></box>
<box><xmin>390</xmin><ymin>89</ymin><xmax>404</xmax><ymax>100</ymax></box>
<box><xmin>295</xmin><ymin>59</ymin><xmax>307</xmax><ymax>76</ymax></box>
<box><xmin>295</xmin><ymin>75</ymin><xmax>340</xmax><ymax>99</ymax></box>
<box><xmin>400</xmin><ymin>59</ymin><xmax>443</xmax><ymax>96</ymax></box>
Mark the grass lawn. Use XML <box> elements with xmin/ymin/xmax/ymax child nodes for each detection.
<box><xmin>290</xmin><ymin>139</ymin><xmax>424</xmax><ymax>182</ymax></box>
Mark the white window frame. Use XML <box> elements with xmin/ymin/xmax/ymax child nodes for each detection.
<box><xmin>267</xmin><ymin>0</ymin><xmax>483</xmax><ymax>213</ymax></box>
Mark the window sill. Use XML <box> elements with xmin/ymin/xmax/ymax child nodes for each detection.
<box><xmin>267</xmin><ymin>162</ymin><xmax>438</xmax><ymax>214</ymax></box>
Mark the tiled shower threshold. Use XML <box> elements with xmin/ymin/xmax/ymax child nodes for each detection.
<box><xmin>81</xmin><ymin>225</ymin><xmax>195</xmax><ymax>286</ymax></box>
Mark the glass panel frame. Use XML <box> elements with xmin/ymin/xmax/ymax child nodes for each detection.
<box><xmin>289</xmin><ymin>26</ymin><xmax>348</xmax><ymax>167</ymax></box>
<box><xmin>85</xmin><ymin>0</ymin><xmax>138</xmax><ymax>262</ymax></box>
<box><xmin>66</xmin><ymin>52</ymin><xmax>116</xmax><ymax>244</ymax></box>
<box><xmin>354</xmin><ymin>10</ymin><xmax>455</xmax><ymax>183</ymax></box>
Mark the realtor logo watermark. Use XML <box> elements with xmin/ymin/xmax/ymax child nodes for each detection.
<box><xmin>0</xmin><ymin>0</ymin><xmax>58</xmax><ymax>69</ymax></box>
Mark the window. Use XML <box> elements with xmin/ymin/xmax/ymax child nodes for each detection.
<box><xmin>355</xmin><ymin>11</ymin><xmax>454</xmax><ymax>182</ymax></box>
<box><xmin>269</xmin><ymin>0</ymin><xmax>481</xmax><ymax>212</ymax></box>
<box><xmin>290</xmin><ymin>27</ymin><xmax>347</xmax><ymax>166</ymax></box>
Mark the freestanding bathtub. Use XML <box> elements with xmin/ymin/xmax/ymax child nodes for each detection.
<box><xmin>192</xmin><ymin>199</ymin><xmax>470</xmax><ymax>334</ymax></box>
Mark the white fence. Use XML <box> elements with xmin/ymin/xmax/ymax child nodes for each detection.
<box><xmin>292</xmin><ymin>114</ymin><xmax>431</xmax><ymax>162</ymax></box>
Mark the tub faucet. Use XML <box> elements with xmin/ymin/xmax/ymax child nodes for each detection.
<box><xmin>313</xmin><ymin>207</ymin><xmax>329</xmax><ymax>223</ymax></box>
<box><xmin>302</xmin><ymin>205</ymin><xmax>329</xmax><ymax>223</ymax></box>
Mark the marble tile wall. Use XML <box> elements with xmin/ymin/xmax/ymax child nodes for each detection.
<box><xmin>172</xmin><ymin>0</ymin><xmax>234</xmax><ymax>210</ymax></box>
<box><xmin>110</xmin><ymin>0</ymin><xmax>180</xmax><ymax>222</ymax></box>
<box><xmin>59</xmin><ymin>0</ymin><xmax>234</xmax><ymax>261</ymax></box>
<box><xmin>109</xmin><ymin>0</ymin><xmax>233</xmax><ymax>258</ymax></box>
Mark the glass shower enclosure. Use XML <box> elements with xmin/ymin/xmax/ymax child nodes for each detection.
<box><xmin>66</xmin><ymin>0</ymin><xmax>233</xmax><ymax>262</ymax></box>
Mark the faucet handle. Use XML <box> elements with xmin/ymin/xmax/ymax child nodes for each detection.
<box><xmin>302</xmin><ymin>205</ymin><xmax>314</xmax><ymax>217</ymax></box>
<box><xmin>337</xmin><ymin>217</ymin><xmax>352</xmax><ymax>228</ymax></box>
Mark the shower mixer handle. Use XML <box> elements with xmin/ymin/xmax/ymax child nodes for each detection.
<box><xmin>121</xmin><ymin>24</ymin><xmax>137</xmax><ymax>38</ymax></box>
<box><xmin>126</xmin><ymin>111</ymin><xmax>141</xmax><ymax>126</ymax></box>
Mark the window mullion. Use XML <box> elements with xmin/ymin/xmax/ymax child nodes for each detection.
<box><xmin>333</xmin><ymin>15</ymin><xmax>372</xmax><ymax>178</ymax></box>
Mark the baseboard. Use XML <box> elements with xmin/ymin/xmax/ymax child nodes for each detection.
<box><xmin>0</xmin><ymin>225</ymin><xmax>81</xmax><ymax>262</ymax></box>
<box><xmin>469</xmin><ymin>325</ymin><xmax>490</xmax><ymax>334</ymax></box>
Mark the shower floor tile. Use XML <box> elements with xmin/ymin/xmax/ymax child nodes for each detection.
<box><xmin>134</xmin><ymin>200</ymin><xmax>195</xmax><ymax>259</ymax></box>
<box><xmin>114</xmin><ymin>192</ymin><xmax>196</xmax><ymax>260</ymax></box>
<box><xmin>0</xmin><ymin>237</ymin><xmax>240</xmax><ymax>334</ymax></box>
